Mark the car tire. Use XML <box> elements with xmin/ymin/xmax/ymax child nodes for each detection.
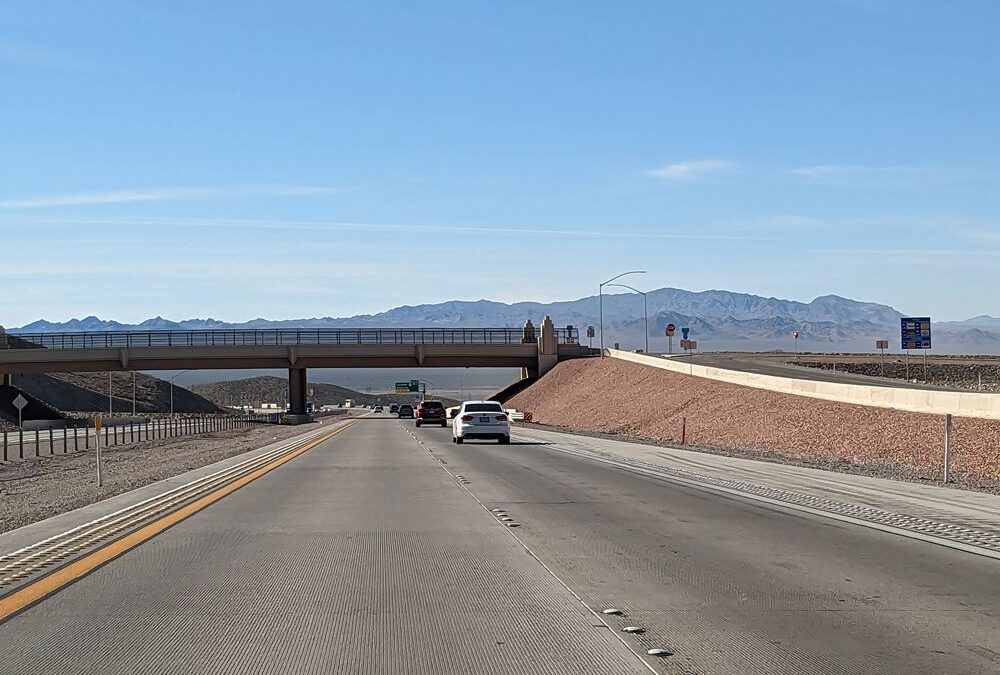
<box><xmin>456</xmin><ymin>436</ymin><xmax>464</xmax><ymax>444</ymax></box>
<box><xmin>441</xmin><ymin>421</ymin><xmax>447</xmax><ymax>427</ymax></box>
<box><xmin>499</xmin><ymin>435</ymin><xmax>510</xmax><ymax>445</ymax></box>
<box><xmin>416</xmin><ymin>421</ymin><xmax>421</xmax><ymax>427</ymax></box>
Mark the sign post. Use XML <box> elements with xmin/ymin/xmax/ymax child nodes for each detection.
<box><xmin>12</xmin><ymin>393</ymin><xmax>27</xmax><ymax>429</ymax></box>
<box><xmin>875</xmin><ymin>340</ymin><xmax>889</xmax><ymax>377</ymax></box>
<box><xmin>900</xmin><ymin>317</ymin><xmax>931</xmax><ymax>382</ymax></box>
<box><xmin>665</xmin><ymin>323</ymin><xmax>676</xmax><ymax>354</ymax></box>
<box><xmin>680</xmin><ymin>339</ymin><xmax>697</xmax><ymax>374</ymax></box>
<box><xmin>943</xmin><ymin>414</ymin><xmax>952</xmax><ymax>483</ymax></box>
<box><xmin>94</xmin><ymin>415</ymin><xmax>103</xmax><ymax>488</ymax></box>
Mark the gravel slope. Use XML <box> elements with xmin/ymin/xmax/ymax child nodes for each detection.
<box><xmin>509</xmin><ymin>358</ymin><xmax>1000</xmax><ymax>484</ymax></box>
<box><xmin>0</xmin><ymin>423</ymin><xmax>320</xmax><ymax>534</ymax></box>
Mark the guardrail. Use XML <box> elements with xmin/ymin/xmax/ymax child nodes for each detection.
<box><xmin>6</xmin><ymin>327</ymin><xmax>581</xmax><ymax>349</ymax></box>
<box><xmin>1</xmin><ymin>414</ymin><xmax>277</xmax><ymax>462</ymax></box>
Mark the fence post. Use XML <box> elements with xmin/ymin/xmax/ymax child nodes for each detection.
<box><xmin>105</xmin><ymin>424</ymin><xmax>109</xmax><ymax>447</ymax></box>
<box><xmin>2</xmin><ymin>430</ymin><xmax>6</xmax><ymax>462</ymax></box>
<box><xmin>63</xmin><ymin>426</ymin><xmax>68</xmax><ymax>454</ymax></box>
<box><xmin>19</xmin><ymin>429</ymin><xmax>23</xmax><ymax>459</ymax></box>
<box><xmin>129</xmin><ymin>422</ymin><xmax>134</xmax><ymax>444</ymax></box>
<box><xmin>35</xmin><ymin>429</ymin><xmax>40</xmax><ymax>457</ymax></box>
<box><xmin>85</xmin><ymin>426</ymin><xmax>90</xmax><ymax>450</ymax></box>
<box><xmin>74</xmin><ymin>426</ymin><xmax>78</xmax><ymax>453</ymax></box>
<box><xmin>944</xmin><ymin>414</ymin><xmax>952</xmax><ymax>483</ymax></box>
<box><xmin>49</xmin><ymin>428</ymin><xmax>54</xmax><ymax>455</ymax></box>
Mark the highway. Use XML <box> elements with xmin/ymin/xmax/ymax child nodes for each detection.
<box><xmin>2</xmin><ymin>417</ymin><xmax>999</xmax><ymax>674</ymax></box>
<box><xmin>679</xmin><ymin>352</ymin><xmax>986</xmax><ymax>391</ymax></box>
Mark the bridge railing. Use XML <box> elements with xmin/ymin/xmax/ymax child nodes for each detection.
<box><xmin>8</xmin><ymin>327</ymin><xmax>580</xmax><ymax>349</ymax></box>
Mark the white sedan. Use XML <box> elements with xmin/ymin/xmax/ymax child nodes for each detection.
<box><xmin>452</xmin><ymin>401</ymin><xmax>511</xmax><ymax>444</ymax></box>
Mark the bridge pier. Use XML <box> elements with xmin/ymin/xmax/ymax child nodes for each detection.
<box><xmin>286</xmin><ymin>367</ymin><xmax>312</xmax><ymax>425</ymax></box>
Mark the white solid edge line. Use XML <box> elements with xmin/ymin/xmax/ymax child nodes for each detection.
<box><xmin>407</xmin><ymin>428</ymin><xmax>661</xmax><ymax>674</ymax></box>
<box><xmin>0</xmin><ymin>423</ymin><xmax>341</xmax><ymax>560</ymax></box>
<box><xmin>520</xmin><ymin>435</ymin><xmax>1000</xmax><ymax>562</ymax></box>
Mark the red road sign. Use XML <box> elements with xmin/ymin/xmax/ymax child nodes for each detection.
<box><xmin>666</xmin><ymin>323</ymin><xmax>676</xmax><ymax>337</ymax></box>
<box><xmin>792</xmin><ymin>330</ymin><xmax>799</xmax><ymax>339</ymax></box>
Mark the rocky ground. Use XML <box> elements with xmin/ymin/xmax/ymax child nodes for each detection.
<box><xmin>508</xmin><ymin>358</ymin><xmax>1000</xmax><ymax>487</ymax></box>
<box><xmin>793</xmin><ymin>359</ymin><xmax>1000</xmax><ymax>390</ymax></box>
<box><xmin>0</xmin><ymin>422</ymin><xmax>325</xmax><ymax>534</ymax></box>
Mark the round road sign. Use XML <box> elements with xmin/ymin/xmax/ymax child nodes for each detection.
<box><xmin>665</xmin><ymin>323</ymin><xmax>676</xmax><ymax>337</ymax></box>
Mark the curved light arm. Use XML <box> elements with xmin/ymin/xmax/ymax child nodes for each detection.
<box><xmin>600</xmin><ymin>270</ymin><xmax>646</xmax><ymax>287</ymax></box>
<box><xmin>604</xmin><ymin>282</ymin><xmax>646</xmax><ymax>296</ymax></box>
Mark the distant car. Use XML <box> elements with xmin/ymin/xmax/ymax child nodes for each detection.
<box><xmin>373</xmin><ymin>406</ymin><xmax>384</xmax><ymax>413</ymax></box>
<box><xmin>397</xmin><ymin>404</ymin><xmax>414</xmax><ymax>418</ymax></box>
<box><xmin>415</xmin><ymin>400</ymin><xmax>447</xmax><ymax>427</ymax></box>
<box><xmin>452</xmin><ymin>401</ymin><xmax>510</xmax><ymax>444</ymax></box>
<box><xmin>389</xmin><ymin>403</ymin><xmax>399</xmax><ymax>414</ymax></box>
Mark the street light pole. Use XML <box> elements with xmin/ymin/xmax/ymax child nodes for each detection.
<box><xmin>599</xmin><ymin>270</ymin><xmax>646</xmax><ymax>357</ymax></box>
<box><xmin>605</xmin><ymin>283</ymin><xmax>648</xmax><ymax>353</ymax></box>
<box><xmin>169</xmin><ymin>370</ymin><xmax>190</xmax><ymax>417</ymax></box>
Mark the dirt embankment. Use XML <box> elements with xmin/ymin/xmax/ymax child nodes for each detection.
<box><xmin>509</xmin><ymin>358</ymin><xmax>1000</xmax><ymax>485</ymax></box>
<box><xmin>0</xmin><ymin>423</ymin><xmax>321</xmax><ymax>534</ymax></box>
<box><xmin>793</xmin><ymin>360</ymin><xmax>1000</xmax><ymax>390</ymax></box>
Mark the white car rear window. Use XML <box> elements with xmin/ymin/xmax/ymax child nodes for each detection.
<box><xmin>464</xmin><ymin>403</ymin><xmax>504</xmax><ymax>413</ymax></box>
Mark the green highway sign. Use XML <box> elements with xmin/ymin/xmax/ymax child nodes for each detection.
<box><xmin>395</xmin><ymin>382</ymin><xmax>410</xmax><ymax>393</ymax></box>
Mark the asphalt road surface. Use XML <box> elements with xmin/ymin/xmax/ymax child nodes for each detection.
<box><xmin>3</xmin><ymin>417</ymin><xmax>1000</xmax><ymax>674</ymax></box>
<box><xmin>679</xmin><ymin>352</ymin><xmax>973</xmax><ymax>390</ymax></box>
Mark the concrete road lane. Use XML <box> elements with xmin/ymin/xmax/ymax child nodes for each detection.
<box><xmin>416</xmin><ymin>424</ymin><xmax>1000</xmax><ymax>675</ymax></box>
<box><xmin>0</xmin><ymin>419</ymin><xmax>651</xmax><ymax>675</ymax></box>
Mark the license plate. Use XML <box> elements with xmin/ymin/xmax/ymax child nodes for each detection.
<box><xmin>479</xmin><ymin>416</ymin><xmax>490</xmax><ymax>423</ymax></box>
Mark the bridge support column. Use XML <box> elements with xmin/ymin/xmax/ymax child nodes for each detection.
<box><xmin>286</xmin><ymin>368</ymin><xmax>312</xmax><ymax>425</ymax></box>
<box><xmin>537</xmin><ymin>315</ymin><xmax>558</xmax><ymax>376</ymax></box>
<box><xmin>1</xmin><ymin>373</ymin><xmax>11</xmax><ymax>387</ymax></box>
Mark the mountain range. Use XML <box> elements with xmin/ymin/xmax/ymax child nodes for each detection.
<box><xmin>8</xmin><ymin>288</ymin><xmax>1000</xmax><ymax>354</ymax></box>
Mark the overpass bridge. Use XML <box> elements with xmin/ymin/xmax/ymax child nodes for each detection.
<box><xmin>0</xmin><ymin>317</ymin><xmax>592</xmax><ymax>423</ymax></box>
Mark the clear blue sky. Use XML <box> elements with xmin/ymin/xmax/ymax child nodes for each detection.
<box><xmin>2</xmin><ymin>0</ymin><xmax>999</xmax><ymax>326</ymax></box>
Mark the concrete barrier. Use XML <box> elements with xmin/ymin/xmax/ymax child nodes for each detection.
<box><xmin>607</xmin><ymin>349</ymin><xmax>1000</xmax><ymax>420</ymax></box>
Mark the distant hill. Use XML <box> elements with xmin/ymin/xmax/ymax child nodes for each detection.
<box><xmin>10</xmin><ymin>372</ymin><xmax>223</xmax><ymax>414</ymax></box>
<box><xmin>10</xmin><ymin>287</ymin><xmax>1000</xmax><ymax>353</ymax></box>
<box><xmin>190</xmin><ymin>376</ymin><xmax>458</xmax><ymax>409</ymax></box>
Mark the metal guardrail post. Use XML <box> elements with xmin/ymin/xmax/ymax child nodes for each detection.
<box><xmin>2</xmin><ymin>430</ymin><xmax>6</xmax><ymax>462</ymax></box>
<box><xmin>48</xmin><ymin>428</ymin><xmax>53</xmax><ymax>455</ymax></box>
<box><xmin>19</xmin><ymin>429</ymin><xmax>23</xmax><ymax>459</ymax></box>
<box><xmin>34</xmin><ymin>429</ymin><xmax>40</xmax><ymax>457</ymax></box>
<box><xmin>74</xmin><ymin>426</ymin><xmax>78</xmax><ymax>453</ymax></box>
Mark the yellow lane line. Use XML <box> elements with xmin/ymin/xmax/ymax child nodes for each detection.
<box><xmin>0</xmin><ymin>421</ymin><xmax>355</xmax><ymax>623</ymax></box>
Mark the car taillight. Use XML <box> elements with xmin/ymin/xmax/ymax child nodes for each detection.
<box><xmin>461</xmin><ymin>415</ymin><xmax>474</xmax><ymax>422</ymax></box>
<box><xmin>496</xmin><ymin>414</ymin><xmax>508</xmax><ymax>421</ymax></box>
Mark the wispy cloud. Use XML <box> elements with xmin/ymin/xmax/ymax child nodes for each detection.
<box><xmin>790</xmin><ymin>164</ymin><xmax>922</xmax><ymax>178</ymax></box>
<box><xmin>0</xmin><ymin>42</ymin><xmax>85</xmax><ymax>70</ymax></box>
<box><xmin>1</xmin><ymin>215</ymin><xmax>777</xmax><ymax>242</ymax></box>
<box><xmin>646</xmin><ymin>159</ymin><xmax>735</xmax><ymax>180</ymax></box>
<box><xmin>0</xmin><ymin>186</ymin><xmax>338</xmax><ymax>209</ymax></box>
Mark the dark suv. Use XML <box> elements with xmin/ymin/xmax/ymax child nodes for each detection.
<box><xmin>415</xmin><ymin>400</ymin><xmax>447</xmax><ymax>427</ymax></box>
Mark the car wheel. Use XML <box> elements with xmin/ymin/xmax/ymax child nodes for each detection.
<box><xmin>456</xmin><ymin>436</ymin><xmax>464</xmax><ymax>445</ymax></box>
<box><xmin>416</xmin><ymin>421</ymin><xmax>421</xmax><ymax>427</ymax></box>
<box><xmin>499</xmin><ymin>435</ymin><xmax>510</xmax><ymax>445</ymax></box>
<box><xmin>441</xmin><ymin>421</ymin><xmax>447</xmax><ymax>427</ymax></box>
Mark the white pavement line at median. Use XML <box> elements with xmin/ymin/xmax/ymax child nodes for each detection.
<box><xmin>400</xmin><ymin>422</ymin><xmax>661</xmax><ymax>675</ymax></box>
<box><xmin>517</xmin><ymin>432</ymin><xmax>1000</xmax><ymax>562</ymax></box>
